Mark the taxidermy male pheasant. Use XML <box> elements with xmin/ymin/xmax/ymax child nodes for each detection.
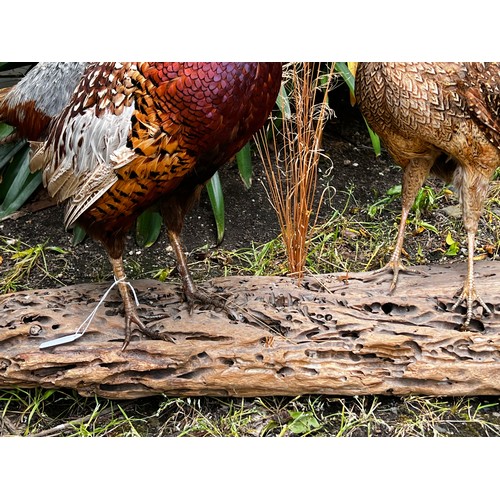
<box><xmin>0</xmin><ymin>62</ymin><xmax>282</xmax><ymax>347</ymax></box>
<box><xmin>354</xmin><ymin>62</ymin><xmax>500</xmax><ymax>327</ymax></box>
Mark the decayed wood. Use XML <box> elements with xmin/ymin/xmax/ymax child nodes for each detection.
<box><xmin>0</xmin><ymin>261</ymin><xmax>499</xmax><ymax>399</ymax></box>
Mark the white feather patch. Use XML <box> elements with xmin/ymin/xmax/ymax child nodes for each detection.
<box><xmin>42</xmin><ymin>102</ymin><xmax>137</xmax><ymax>227</ymax></box>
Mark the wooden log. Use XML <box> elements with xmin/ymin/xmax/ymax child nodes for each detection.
<box><xmin>0</xmin><ymin>261</ymin><xmax>499</xmax><ymax>399</ymax></box>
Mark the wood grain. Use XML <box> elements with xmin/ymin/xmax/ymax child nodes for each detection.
<box><xmin>1</xmin><ymin>261</ymin><xmax>499</xmax><ymax>399</ymax></box>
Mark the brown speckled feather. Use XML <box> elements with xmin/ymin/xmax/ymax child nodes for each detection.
<box><xmin>355</xmin><ymin>62</ymin><xmax>500</xmax><ymax>327</ymax></box>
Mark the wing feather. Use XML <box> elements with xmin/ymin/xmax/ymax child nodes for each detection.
<box><xmin>38</xmin><ymin>63</ymin><xmax>138</xmax><ymax>228</ymax></box>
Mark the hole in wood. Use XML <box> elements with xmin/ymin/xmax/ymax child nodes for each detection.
<box><xmin>277</xmin><ymin>367</ymin><xmax>294</xmax><ymax>377</ymax></box>
<box><xmin>302</xmin><ymin>367</ymin><xmax>319</xmax><ymax>376</ymax></box>
<box><xmin>178</xmin><ymin>367</ymin><xmax>212</xmax><ymax>380</ymax></box>
<box><xmin>364</xmin><ymin>303</ymin><xmax>381</xmax><ymax>313</ymax></box>
<box><xmin>22</xmin><ymin>314</ymin><xmax>51</xmax><ymax>324</ymax></box>
<box><xmin>33</xmin><ymin>365</ymin><xmax>78</xmax><ymax>377</ymax></box>
<box><xmin>381</xmin><ymin>303</ymin><xmax>394</xmax><ymax>314</ymax></box>
<box><xmin>340</xmin><ymin>331</ymin><xmax>360</xmax><ymax>339</ymax></box>
<box><xmin>147</xmin><ymin>368</ymin><xmax>177</xmax><ymax>379</ymax></box>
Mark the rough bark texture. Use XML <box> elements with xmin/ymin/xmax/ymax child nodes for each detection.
<box><xmin>0</xmin><ymin>261</ymin><xmax>499</xmax><ymax>399</ymax></box>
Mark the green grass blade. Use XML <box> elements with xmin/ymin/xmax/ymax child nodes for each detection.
<box><xmin>136</xmin><ymin>208</ymin><xmax>163</xmax><ymax>247</ymax></box>
<box><xmin>0</xmin><ymin>140</ymin><xmax>27</xmax><ymax>172</ymax></box>
<box><xmin>276</xmin><ymin>82</ymin><xmax>291</xmax><ymax>119</ymax></box>
<box><xmin>335</xmin><ymin>63</ymin><xmax>382</xmax><ymax>156</ymax></box>
<box><xmin>334</xmin><ymin>62</ymin><xmax>355</xmax><ymax>93</ymax></box>
<box><xmin>206</xmin><ymin>171</ymin><xmax>225</xmax><ymax>244</ymax></box>
<box><xmin>236</xmin><ymin>142</ymin><xmax>252</xmax><ymax>189</ymax></box>
<box><xmin>0</xmin><ymin>62</ymin><xmax>35</xmax><ymax>72</ymax></box>
<box><xmin>364</xmin><ymin>118</ymin><xmax>381</xmax><ymax>156</ymax></box>
<box><xmin>0</xmin><ymin>145</ymin><xmax>31</xmax><ymax>201</ymax></box>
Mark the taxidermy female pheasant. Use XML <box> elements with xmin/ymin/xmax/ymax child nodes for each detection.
<box><xmin>355</xmin><ymin>62</ymin><xmax>500</xmax><ymax>328</ymax></box>
<box><xmin>0</xmin><ymin>62</ymin><xmax>282</xmax><ymax>347</ymax></box>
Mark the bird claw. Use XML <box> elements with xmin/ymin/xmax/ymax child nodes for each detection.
<box><xmin>184</xmin><ymin>288</ymin><xmax>242</xmax><ymax>321</ymax></box>
<box><xmin>121</xmin><ymin>311</ymin><xmax>175</xmax><ymax>350</ymax></box>
<box><xmin>450</xmin><ymin>285</ymin><xmax>491</xmax><ymax>329</ymax></box>
<box><xmin>365</xmin><ymin>260</ymin><xmax>425</xmax><ymax>292</ymax></box>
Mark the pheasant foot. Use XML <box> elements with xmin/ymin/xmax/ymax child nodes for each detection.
<box><xmin>365</xmin><ymin>259</ymin><xmax>427</xmax><ymax>293</ymax></box>
<box><xmin>121</xmin><ymin>306</ymin><xmax>175</xmax><ymax>350</ymax></box>
<box><xmin>451</xmin><ymin>283</ymin><xmax>491</xmax><ymax>329</ymax></box>
<box><xmin>183</xmin><ymin>286</ymin><xmax>241</xmax><ymax>321</ymax></box>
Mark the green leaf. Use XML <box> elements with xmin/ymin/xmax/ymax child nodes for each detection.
<box><xmin>136</xmin><ymin>208</ymin><xmax>163</xmax><ymax>247</ymax></box>
<box><xmin>0</xmin><ymin>122</ymin><xmax>15</xmax><ymax>140</ymax></box>
<box><xmin>445</xmin><ymin>231</ymin><xmax>460</xmax><ymax>255</ymax></box>
<box><xmin>386</xmin><ymin>184</ymin><xmax>402</xmax><ymax>197</ymax></box>
<box><xmin>72</xmin><ymin>225</ymin><xmax>87</xmax><ymax>246</ymax></box>
<box><xmin>335</xmin><ymin>62</ymin><xmax>355</xmax><ymax>93</ymax></box>
<box><xmin>236</xmin><ymin>142</ymin><xmax>252</xmax><ymax>189</ymax></box>
<box><xmin>0</xmin><ymin>139</ymin><xmax>27</xmax><ymax>172</ymax></box>
<box><xmin>0</xmin><ymin>62</ymin><xmax>35</xmax><ymax>72</ymax></box>
<box><xmin>0</xmin><ymin>144</ymin><xmax>42</xmax><ymax>220</ymax></box>
<box><xmin>363</xmin><ymin>118</ymin><xmax>381</xmax><ymax>156</ymax></box>
<box><xmin>445</xmin><ymin>243</ymin><xmax>460</xmax><ymax>256</ymax></box>
<box><xmin>206</xmin><ymin>171</ymin><xmax>225</xmax><ymax>244</ymax></box>
<box><xmin>0</xmin><ymin>145</ymin><xmax>31</xmax><ymax>200</ymax></box>
<box><xmin>417</xmin><ymin>220</ymin><xmax>438</xmax><ymax>234</ymax></box>
<box><xmin>336</xmin><ymin>62</ymin><xmax>381</xmax><ymax>156</ymax></box>
<box><xmin>276</xmin><ymin>82</ymin><xmax>291</xmax><ymax>119</ymax></box>
<box><xmin>46</xmin><ymin>246</ymin><xmax>67</xmax><ymax>254</ymax></box>
<box><xmin>287</xmin><ymin>411</ymin><xmax>321</xmax><ymax>435</ymax></box>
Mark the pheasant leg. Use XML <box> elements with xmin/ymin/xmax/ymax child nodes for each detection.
<box><xmin>451</xmin><ymin>231</ymin><xmax>491</xmax><ymax>327</ymax></box>
<box><xmin>167</xmin><ymin>229</ymin><xmax>233</xmax><ymax>314</ymax></box>
<box><xmin>449</xmin><ymin>167</ymin><xmax>492</xmax><ymax>327</ymax></box>
<box><xmin>109</xmin><ymin>256</ymin><xmax>171</xmax><ymax>349</ymax></box>
<box><xmin>368</xmin><ymin>202</ymin><xmax>417</xmax><ymax>292</ymax></box>
<box><xmin>367</xmin><ymin>157</ymin><xmax>432</xmax><ymax>291</ymax></box>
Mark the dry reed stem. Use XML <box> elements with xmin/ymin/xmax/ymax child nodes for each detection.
<box><xmin>256</xmin><ymin>62</ymin><xmax>335</xmax><ymax>280</ymax></box>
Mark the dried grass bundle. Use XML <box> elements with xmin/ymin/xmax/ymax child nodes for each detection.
<box><xmin>256</xmin><ymin>62</ymin><xmax>335</xmax><ymax>280</ymax></box>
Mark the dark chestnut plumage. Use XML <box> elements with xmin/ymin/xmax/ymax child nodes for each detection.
<box><xmin>1</xmin><ymin>62</ymin><xmax>282</xmax><ymax>347</ymax></box>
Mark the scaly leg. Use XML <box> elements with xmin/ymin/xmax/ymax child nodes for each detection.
<box><xmin>450</xmin><ymin>167</ymin><xmax>492</xmax><ymax>327</ymax></box>
<box><xmin>167</xmin><ymin>228</ymin><xmax>228</xmax><ymax>311</ymax></box>
<box><xmin>367</xmin><ymin>156</ymin><xmax>433</xmax><ymax>291</ymax></box>
<box><xmin>162</xmin><ymin>188</ymin><xmax>237</xmax><ymax>318</ymax></box>
<box><xmin>451</xmin><ymin>230</ymin><xmax>491</xmax><ymax>327</ymax></box>
<box><xmin>109</xmin><ymin>255</ymin><xmax>171</xmax><ymax>349</ymax></box>
<box><xmin>376</xmin><ymin>201</ymin><xmax>414</xmax><ymax>292</ymax></box>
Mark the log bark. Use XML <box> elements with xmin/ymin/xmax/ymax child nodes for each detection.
<box><xmin>1</xmin><ymin>261</ymin><xmax>499</xmax><ymax>399</ymax></box>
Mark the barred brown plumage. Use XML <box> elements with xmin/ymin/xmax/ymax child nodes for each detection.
<box><xmin>1</xmin><ymin>62</ymin><xmax>282</xmax><ymax>348</ymax></box>
<box><xmin>355</xmin><ymin>62</ymin><xmax>500</xmax><ymax>328</ymax></box>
